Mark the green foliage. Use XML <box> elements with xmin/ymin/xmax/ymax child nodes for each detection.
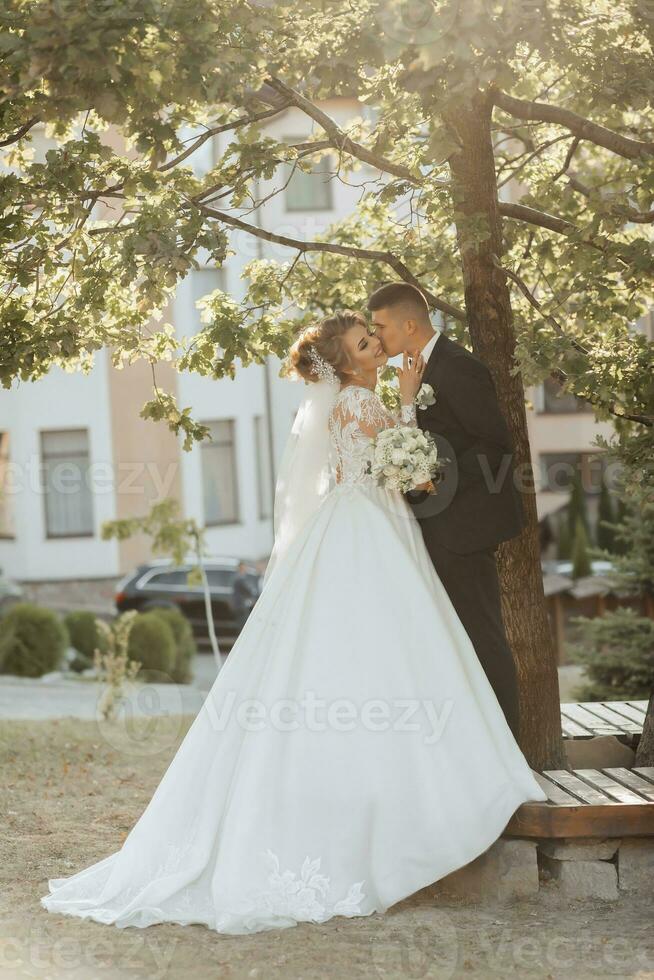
<box><xmin>0</xmin><ymin>0</ymin><xmax>652</xmax><ymax>483</ymax></box>
<box><xmin>567</xmin><ymin>471</ymin><xmax>590</xmax><ymax>542</ymax></box>
<box><xmin>63</xmin><ymin>610</ymin><xmax>110</xmax><ymax>660</ymax></box>
<box><xmin>571</xmin><ymin>517</ymin><xmax>592</xmax><ymax>580</ymax></box>
<box><xmin>571</xmin><ymin>468</ymin><xmax>654</xmax><ymax>703</ymax></box>
<box><xmin>101</xmin><ymin>498</ymin><xmax>202</xmax><ymax>568</ymax></box>
<box><xmin>608</xmin><ymin>495</ymin><xmax>631</xmax><ymax>556</ymax></box>
<box><xmin>126</xmin><ymin>611</ymin><xmax>176</xmax><ymax>682</ymax></box>
<box><xmin>596</xmin><ymin>482</ymin><xmax>616</xmax><ymax>553</ymax></box>
<box><xmin>375</xmin><ymin>365</ymin><xmax>401</xmax><ymax>413</ymax></box>
<box><xmin>149</xmin><ymin>606</ymin><xmax>195</xmax><ymax>684</ymax></box>
<box><xmin>568</xmin><ymin>608</ymin><xmax>654</xmax><ymax>701</ymax></box>
<box><xmin>556</xmin><ymin>513</ymin><xmax>572</xmax><ymax>561</ymax></box>
<box><xmin>591</xmin><ymin>482</ymin><xmax>654</xmax><ymax>598</ymax></box>
<box><xmin>0</xmin><ymin>603</ymin><xmax>68</xmax><ymax>677</ymax></box>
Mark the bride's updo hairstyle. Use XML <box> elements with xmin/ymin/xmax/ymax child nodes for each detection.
<box><xmin>288</xmin><ymin>310</ymin><xmax>368</xmax><ymax>383</ymax></box>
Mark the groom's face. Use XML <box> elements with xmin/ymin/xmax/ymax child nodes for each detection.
<box><xmin>369</xmin><ymin>306</ymin><xmax>410</xmax><ymax>358</ymax></box>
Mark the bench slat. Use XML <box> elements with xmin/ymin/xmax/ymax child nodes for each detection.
<box><xmin>572</xmin><ymin>769</ymin><xmax>646</xmax><ymax>804</ymax></box>
<box><xmin>577</xmin><ymin>702</ymin><xmax>643</xmax><ymax>733</ymax></box>
<box><xmin>560</xmin><ymin>703</ymin><xmax>622</xmax><ymax>735</ymax></box>
<box><xmin>604</xmin><ymin>701</ymin><xmax>649</xmax><ymax>725</ymax></box>
<box><xmin>532</xmin><ymin>771</ymin><xmax>580</xmax><ymax>805</ymax></box>
<box><xmin>633</xmin><ymin>767</ymin><xmax>654</xmax><ymax>786</ymax></box>
<box><xmin>560</xmin><ymin>716</ymin><xmax>590</xmax><ymax>738</ymax></box>
<box><xmin>543</xmin><ymin>770</ymin><xmax>614</xmax><ymax>804</ymax></box>
<box><xmin>626</xmin><ymin>700</ymin><xmax>649</xmax><ymax>715</ymax></box>
<box><xmin>603</xmin><ymin>768</ymin><xmax>654</xmax><ymax>802</ymax></box>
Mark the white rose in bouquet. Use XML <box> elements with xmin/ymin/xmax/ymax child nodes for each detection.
<box><xmin>365</xmin><ymin>425</ymin><xmax>442</xmax><ymax>494</ymax></box>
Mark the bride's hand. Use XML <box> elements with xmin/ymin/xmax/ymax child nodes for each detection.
<box><xmin>396</xmin><ymin>350</ymin><xmax>425</xmax><ymax>405</ymax></box>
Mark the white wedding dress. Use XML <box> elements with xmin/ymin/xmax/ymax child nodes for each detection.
<box><xmin>41</xmin><ymin>384</ymin><xmax>547</xmax><ymax>935</ymax></box>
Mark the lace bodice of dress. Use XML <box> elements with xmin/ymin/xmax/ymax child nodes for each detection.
<box><xmin>328</xmin><ymin>385</ymin><xmax>417</xmax><ymax>486</ymax></box>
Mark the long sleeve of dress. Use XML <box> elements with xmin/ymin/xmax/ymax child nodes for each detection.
<box><xmin>328</xmin><ymin>386</ymin><xmax>416</xmax><ymax>485</ymax></box>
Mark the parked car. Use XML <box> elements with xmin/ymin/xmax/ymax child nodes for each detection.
<box><xmin>114</xmin><ymin>557</ymin><xmax>262</xmax><ymax>651</ymax></box>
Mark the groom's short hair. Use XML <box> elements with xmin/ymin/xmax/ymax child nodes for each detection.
<box><xmin>367</xmin><ymin>281</ymin><xmax>431</xmax><ymax>322</ymax></box>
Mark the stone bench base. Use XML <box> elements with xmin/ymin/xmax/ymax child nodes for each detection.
<box><xmin>431</xmin><ymin>836</ymin><xmax>654</xmax><ymax>903</ymax></box>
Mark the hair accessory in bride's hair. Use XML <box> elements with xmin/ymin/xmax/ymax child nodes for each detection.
<box><xmin>308</xmin><ymin>345</ymin><xmax>338</xmax><ymax>385</ymax></box>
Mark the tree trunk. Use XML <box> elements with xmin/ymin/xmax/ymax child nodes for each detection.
<box><xmin>441</xmin><ymin>89</ymin><xmax>566</xmax><ymax>769</ymax></box>
<box><xmin>635</xmin><ymin>688</ymin><xmax>654</xmax><ymax>767</ymax></box>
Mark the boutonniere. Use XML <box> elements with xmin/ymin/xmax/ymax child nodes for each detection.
<box><xmin>415</xmin><ymin>383</ymin><xmax>436</xmax><ymax>410</ymax></box>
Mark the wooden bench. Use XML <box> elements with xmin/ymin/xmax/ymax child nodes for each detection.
<box><xmin>506</xmin><ymin>701</ymin><xmax>653</xmax><ymax>838</ymax></box>
<box><xmin>505</xmin><ymin>766</ymin><xmax>654</xmax><ymax>838</ymax></box>
<box><xmin>560</xmin><ymin>700</ymin><xmax>648</xmax><ymax>743</ymax></box>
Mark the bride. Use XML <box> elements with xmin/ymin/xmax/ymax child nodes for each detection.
<box><xmin>41</xmin><ymin>309</ymin><xmax>547</xmax><ymax>935</ymax></box>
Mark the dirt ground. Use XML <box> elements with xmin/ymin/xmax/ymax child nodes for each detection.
<box><xmin>1</xmin><ymin>716</ymin><xmax>652</xmax><ymax>980</ymax></box>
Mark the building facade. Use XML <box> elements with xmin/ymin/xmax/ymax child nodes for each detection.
<box><xmin>0</xmin><ymin>104</ymin><xmax>650</xmax><ymax>610</ymax></box>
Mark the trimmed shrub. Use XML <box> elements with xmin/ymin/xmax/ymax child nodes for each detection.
<box><xmin>149</xmin><ymin>607</ymin><xmax>195</xmax><ymax>683</ymax></box>
<box><xmin>126</xmin><ymin>611</ymin><xmax>176</xmax><ymax>682</ymax></box>
<box><xmin>0</xmin><ymin>603</ymin><xmax>69</xmax><ymax>677</ymax></box>
<box><xmin>64</xmin><ymin>610</ymin><xmax>110</xmax><ymax>660</ymax></box>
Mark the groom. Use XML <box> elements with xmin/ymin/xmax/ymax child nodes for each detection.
<box><xmin>367</xmin><ymin>282</ymin><xmax>526</xmax><ymax>741</ymax></box>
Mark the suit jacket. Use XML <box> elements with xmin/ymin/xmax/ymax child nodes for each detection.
<box><xmin>405</xmin><ymin>333</ymin><xmax>526</xmax><ymax>554</ymax></box>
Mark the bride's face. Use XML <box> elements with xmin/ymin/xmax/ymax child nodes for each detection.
<box><xmin>341</xmin><ymin>324</ymin><xmax>388</xmax><ymax>379</ymax></box>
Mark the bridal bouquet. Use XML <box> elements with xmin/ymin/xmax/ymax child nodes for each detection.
<box><xmin>365</xmin><ymin>426</ymin><xmax>442</xmax><ymax>494</ymax></box>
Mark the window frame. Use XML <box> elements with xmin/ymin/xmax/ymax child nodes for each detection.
<box><xmin>539</xmin><ymin>450</ymin><xmax>608</xmax><ymax>495</ymax></box>
<box><xmin>537</xmin><ymin>377</ymin><xmax>594</xmax><ymax>416</ymax></box>
<box><xmin>39</xmin><ymin>427</ymin><xmax>94</xmax><ymax>540</ymax></box>
<box><xmin>200</xmin><ymin>418</ymin><xmax>241</xmax><ymax>527</ymax></box>
<box><xmin>280</xmin><ymin>133</ymin><xmax>334</xmax><ymax>213</ymax></box>
<box><xmin>0</xmin><ymin>431</ymin><xmax>14</xmax><ymax>540</ymax></box>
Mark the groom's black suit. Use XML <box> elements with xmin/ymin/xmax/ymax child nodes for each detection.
<box><xmin>404</xmin><ymin>333</ymin><xmax>526</xmax><ymax>740</ymax></box>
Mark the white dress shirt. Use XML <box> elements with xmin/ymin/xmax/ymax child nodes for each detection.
<box><xmin>399</xmin><ymin>331</ymin><xmax>441</xmax><ymax>423</ymax></box>
<box><xmin>417</xmin><ymin>329</ymin><xmax>441</xmax><ymax>367</ymax></box>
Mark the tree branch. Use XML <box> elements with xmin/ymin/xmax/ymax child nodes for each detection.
<box><xmin>189</xmin><ymin>200</ymin><xmax>466</xmax><ymax>321</ymax></box>
<box><xmin>491</xmin><ymin>88</ymin><xmax>654</xmax><ymax>160</ymax></box>
<box><xmin>498</xmin><ymin>202</ymin><xmax>634</xmax><ymax>267</ymax></box>
<box><xmin>0</xmin><ymin>116</ymin><xmax>41</xmax><ymax>147</ymax></box>
<box><xmin>551</xmin><ymin>136</ymin><xmax>582</xmax><ymax>182</ymax></box>
<box><xmin>563</xmin><ymin>174</ymin><xmax>654</xmax><ymax>223</ymax></box>
<box><xmin>491</xmin><ymin>254</ymin><xmax>653</xmax><ymax>428</ymax></box>
<box><xmin>499</xmin><ymin>201</ymin><xmax>576</xmax><ymax>235</ymax></box>
<box><xmin>159</xmin><ymin>103</ymin><xmax>292</xmax><ymax>173</ymax></box>
<box><xmin>264</xmin><ymin>76</ymin><xmax>428</xmax><ymax>184</ymax></box>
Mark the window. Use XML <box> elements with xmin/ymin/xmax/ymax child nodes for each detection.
<box><xmin>28</xmin><ymin>124</ymin><xmax>59</xmax><ymax>166</ymax></box>
<box><xmin>188</xmin><ymin>267</ymin><xmax>226</xmax><ymax>334</ymax></box>
<box><xmin>539</xmin><ymin>377</ymin><xmax>593</xmax><ymax>414</ymax></box>
<box><xmin>254</xmin><ymin>415</ymin><xmax>273</xmax><ymax>519</ymax></box>
<box><xmin>539</xmin><ymin>452</ymin><xmax>608</xmax><ymax>494</ymax></box>
<box><xmin>282</xmin><ymin>135</ymin><xmax>334</xmax><ymax>211</ymax></box>
<box><xmin>206</xmin><ymin>568</ymin><xmax>237</xmax><ymax>589</ymax></box>
<box><xmin>142</xmin><ymin>569</ymin><xmax>190</xmax><ymax>588</ymax></box>
<box><xmin>40</xmin><ymin>429</ymin><xmax>94</xmax><ymax>537</ymax></box>
<box><xmin>0</xmin><ymin>432</ymin><xmax>14</xmax><ymax>538</ymax></box>
<box><xmin>201</xmin><ymin>420</ymin><xmax>239</xmax><ymax>525</ymax></box>
<box><xmin>637</xmin><ymin>307</ymin><xmax>654</xmax><ymax>342</ymax></box>
<box><xmin>178</xmin><ymin>125</ymin><xmax>221</xmax><ymax>178</ymax></box>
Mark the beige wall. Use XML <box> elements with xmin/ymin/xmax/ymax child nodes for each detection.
<box><xmin>106</xmin><ymin>334</ymin><xmax>183</xmax><ymax>574</ymax></box>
